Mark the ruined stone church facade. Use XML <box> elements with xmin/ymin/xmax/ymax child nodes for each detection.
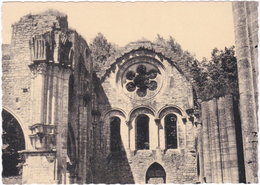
<box><xmin>2</xmin><ymin>2</ymin><xmax>258</xmax><ymax>184</ymax></box>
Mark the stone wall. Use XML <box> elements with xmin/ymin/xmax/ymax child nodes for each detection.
<box><xmin>66</xmin><ymin>31</ymin><xmax>93</xmax><ymax>183</ymax></box>
<box><xmin>232</xmin><ymin>2</ymin><xmax>258</xmax><ymax>183</ymax></box>
<box><xmin>2</xmin><ymin>11</ymin><xmax>68</xmax><ymax>150</ymax></box>
<box><xmin>2</xmin><ymin>11</ymin><xmax>93</xmax><ymax>184</ymax></box>
<box><xmin>22</xmin><ymin>151</ymin><xmax>56</xmax><ymax>184</ymax></box>
<box><xmin>91</xmin><ymin>47</ymin><xmax>198</xmax><ymax>184</ymax></box>
<box><xmin>199</xmin><ymin>95</ymin><xmax>242</xmax><ymax>183</ymax></box>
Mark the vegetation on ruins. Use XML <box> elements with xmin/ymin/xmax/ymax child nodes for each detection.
<box><xmin>193</xmin><ymin>46</ymin><xmax>239</xmax><ymax>101</ymax></box>
<box><xmin>90</xmin><ymin>33</ymin><xmax>239</xmax><ymax>102</ymax></box>
<box><xmin>89</xmin><ymin>33</ymin><xmax>117</xmax><ymax>72</ymax></box>
<box><xmin>152</xmin><ymin>35</ymin><xmax>239</xmax><ymax>101</ymax></box>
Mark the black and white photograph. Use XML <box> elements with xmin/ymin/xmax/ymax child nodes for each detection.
<box><xmin>1</xmin><ymin>1</ymin><xmax>258</xmax><ymax>184</ymax></box>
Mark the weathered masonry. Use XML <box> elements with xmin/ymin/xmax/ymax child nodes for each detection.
<box><xmin>2</xmin><ymin>2</ymin><xmax>258</xmax><ymax>184</ymax></box>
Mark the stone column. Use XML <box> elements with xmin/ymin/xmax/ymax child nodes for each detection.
<box><xmin>201</xmin><ymin>101</ymin><xmax>212</xmax><ymax>183</ymax></box>
<box><xmin>155</xmin><ymin>118</ymin><xmax>161</xmax><ymax>149</ymax></box>
<box><xmin>232</xmin><ymin>2</ymin><xmax>258</xmax><ymax>183</ymax></box>
<box><xmin>197</xmin><ymin>123</ymin><xmax>204</xmax><ymax>183</ymax></box>
<box><xmin>207</xmin><ymin>100</ymin><xmax>216</xmax><ymax>182</ymax></box>
<box><xmin>55</xmin><ymin>66</ymin><xmax>71</xmax><ymax>184</ymax></box>
<box><xmin>22</xmin><ymin>62</ymin><xmax>57</xmax><ymax>184</ymax></box>
<box><xmin>23</xmin><ymin>62</ymin><xmax>72</xmax><ymax>184</ymax></box>
<box><xmin>217</xmin><ymin>96</ymin><xmax>231</xmax><ymax>183</ymax></box>
<box><xmin>224</xmin><ymin>95</ymin><xmax>239</xmax><ymax>183</ymax></box>
<box><xmin>31</xmin><ymin>63</ymin><xmax>47</xmax><ymax>125</ymax></box>
<box><xmin>126</xmin><ymin>121</ymin><xmax>131</xmax><ymax>150</ymax></box>
<box><xmin>51</xmin><ymin>66</ymin><xmax>59</xmax><ymax>125</ymax></box>
<box><xmin>245</xmin><ymin>2</ymin><xmax>259</xmax><ymax>112</ymax></box>
<box><xmin>46</xmin><ymin>67</ymin><xmax>54</xmax><ymax>125</ymax></box>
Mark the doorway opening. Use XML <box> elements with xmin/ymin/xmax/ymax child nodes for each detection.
<box><xmin>145</xmin><ymin>162</ymin><xmax>166</xmax><ymax>184</ymax></box>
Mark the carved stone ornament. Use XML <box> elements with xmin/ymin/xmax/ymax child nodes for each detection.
<box><xmin>125</xmin><ymin>64</ymin><xmax>159</xmax><ymax>97</ymax></box>
<box><xmin>29</xmin><ymin>62</ymin><xmax>48</xmax><ymax>76</ymax></box>
<box><xmin>120</xmin><ymin>59</ymin><xmax>165</xmax><ymax>100</ymax></box>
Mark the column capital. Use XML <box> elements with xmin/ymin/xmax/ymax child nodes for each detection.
<box><xmin>29</xmin><ymin>62</ymin><xmax>48</xmax><ymax>76</ymax></box>
<box><xmin>155</xmin><ymin>118</ymin><xmax>163</xmax><ymax>129</ymax></box>
<box><xmin>28</xmin><ymin>123</ymin><xmax>56</xmax><ymax>151</ymax></box>
<box><xmin>125</xmin><ymin>120</ymin><xmax>133</xmax><ymax>129</ymax></box>
<box><xmin>154</xmin><ymin>118</ymin><xmax>160</xmax><ymax>124</ymax></box>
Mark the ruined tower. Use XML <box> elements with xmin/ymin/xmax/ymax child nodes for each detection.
<box><xmin>2</xmin><ymin>11</ymin><xmax>93</xmax><ymax>183</ymax></box>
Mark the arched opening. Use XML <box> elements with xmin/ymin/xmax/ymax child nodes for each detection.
<box><xmin>145</xmin><ymin>163</ymin><xmax>166</xmax><ymax>184</ymax></box>
<box><xmin>110</xmin><ymin>117</ymin><xmax>121</xmax><ymax>152</ymax></box>
<box><xmin>67</xmin><ymin>122</ymin><xmax>76</xmax><ymax>160</ymax></box>
<box><xmin>68</xmin><ymin>75</ymin><xmax>74</xmax><ymax>112</ymax></box>
<box><xmin>136</xmin><ymin>114</ymin><xmax>149</xmax><ymax>150</ymax></box>
<box><xmin>2</xmin><ymin>109</ymin><xmax>25</xmax><ymax>179</ymax></box>
<box><xmin>69</xmin><ymin>50</ymin><xmax>74</xmax><ymax>67</ymax></box>
<box><xmin>67</xmin><ymin>75</ymin><xmax>76</xmax><ymax>182</ymax></box>
<box><xmin>67</xmin><ymin>122</ymin><xmax>76</xmax><ymax>175</ymax></box>
<box><xmin>197</xmin><ymin>153</ymin><xmax>200</xmax><ymax>179</ymax></box>
<box><xmin>165</xmin><ymin>114</ymin><xmax>177</xmax><ymax>149</ymax></box>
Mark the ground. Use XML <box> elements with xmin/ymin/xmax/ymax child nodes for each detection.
<box><xmin>2</xmin><ymin>176</ymin><xmax>22</xmax><ymax>184</ymax></box>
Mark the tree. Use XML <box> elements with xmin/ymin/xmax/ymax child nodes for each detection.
<box><xmin>154</xmin><ymin>34</ymin><xmax>183</xmax><ymax>60</ymax></box>
<box><xmin>192</xmin><ymin>46</ymin><xmax>238</xmax><ymax>101</ymax></box>
<box><xmin>153</xmin><ymin>34</ymin><xmax>197</xmax><ymax>80</ymax></box>
<box><xmin>88</xmin><ymin>34</ymin><xmax>238</xmax><ymax>102</ymax></box>
<box><xmin>2</xmin><ymin>110</ymin><xmax>25</xmax><ymax>176</ymax></box>
<box><xmin>89</xmin><ymin>33</ymin><xmax>117</xmax><ymax>72</ymax></box>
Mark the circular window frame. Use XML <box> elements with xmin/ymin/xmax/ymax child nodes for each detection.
<box><xmin>117</xmin><ymin>56</ymin><xmax>166</xmax><ymax>101</ymax></box>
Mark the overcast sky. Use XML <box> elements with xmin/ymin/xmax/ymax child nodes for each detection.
<box><xmin>2</xmin><ymin>2</ymin><xmax>235</xmax><ymax>60</ymax></box>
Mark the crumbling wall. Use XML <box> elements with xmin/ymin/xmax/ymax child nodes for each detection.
<box><xmin>199</xmin><ymin>95</ymin><xmax>240</xmax><ymax>183</ymax></box>
<box><xmin>2</xmin><ymin>12</ymin><xmax>68</xmax><ymax>150</ymax></box>
<box><xmin>91</xmin><ymin>48</ymin><xmax>198</xmax><ymax>184</ymax></box>
<box><xmin>2</xmin><ymin>11</ymin><xmax>95</xmax><ymax>184</ymax></box>
<box><xmin>66</xmin><ymin>31</ymin><xmax>93</xmax><ymax>183</ymax></box>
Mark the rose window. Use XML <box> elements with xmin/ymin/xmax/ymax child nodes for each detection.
<box><xmin>124</xmin><ymin>64</ymin><xmax>159</xmax><ymax>97</ymax></box>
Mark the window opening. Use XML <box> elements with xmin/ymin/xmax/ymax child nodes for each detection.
<box><xmin>110</xmin><ymin>117</ymin><xmax>121</xmax><ymax>152</ymax></box>
<box><xmin>165</xmin><ymin>114</ymin><xmax>177</xmax><ymax>149</ymax></box>
<box><xmin>136</xmin><ymin>115</ymin><xmax>149</xmax><ymax>150</ymax></box>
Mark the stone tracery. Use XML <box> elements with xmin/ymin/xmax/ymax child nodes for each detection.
<box><xmin>125</xmin><ymin>64</ymin><xmax>158</xmax><ymax>97</ymax></box>
<box><xmin>124</xmin><ymin>63</ymin><xmax>160</xmax><ymax>97</ymax></box>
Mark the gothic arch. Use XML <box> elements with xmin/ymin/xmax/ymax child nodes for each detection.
<box><xmin>2</xmin><ymin>107</ymin><xmax>30</xmax><ymax>149</ymax></box>
<box><xmin>102</xmin><ymin>108</ymin><xmax>127</xmax><ymax>121</ymax></box>
<box><xmin>145</xmin><ymin>162</ymin><xmax>166</xmax><ymax>184</ymax></box>
<box><xmin>157</xmin><ymin>105</ymin><xmax>184</xmax><ymax>119</ymax></box>
<box><xmin>103</xmin><ymin>108</ymin><xmax>127</xmax><ymax>153</ymax></box>
<box><xmin>164</xmin><ymin>114</ymin><xmax>178</xmax><ymax>149</ymax></box>
<box><xmin>2</xmin><ymin>108</ymin><xmax>26</xmax><ymax>177</ymax></box>
<box><xmin>128</xmin><ymin>106</ymin><xmax>155</xmax><ymax>122</ymax></box>
<box><xmin>156</xmin><ymin>106</ymin><xmax>187</xmax><ymax>149</ymax></box>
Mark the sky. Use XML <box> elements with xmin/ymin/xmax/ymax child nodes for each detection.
<box><xmin>2</xmin><ymin>2</ymin><xmax>235</xmax><ymax>60</ymax></box>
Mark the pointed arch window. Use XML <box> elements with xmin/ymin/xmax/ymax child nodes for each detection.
<box><xmin>110</xmin><ymin>117</ymin><xmax>121</xmax><ymax>152</ymax></box>
<box><xmin>165</xmin><ymin>114</ymin><xmax>177</xmax><ymax>149</ymax></box>
<box><xmin>146</xmin><ymin>163</ymin><xmax>166</xmax><ymax>184</ymax></box>
<box><xmin>136</xmin><ymin>114</ymin><xmax>149</xmax><ymax>150</ymax></box>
